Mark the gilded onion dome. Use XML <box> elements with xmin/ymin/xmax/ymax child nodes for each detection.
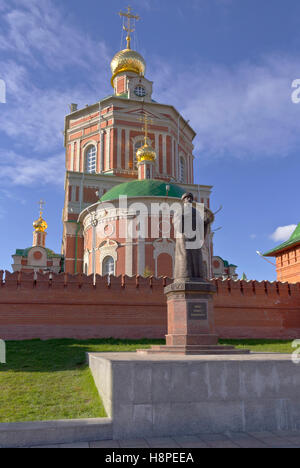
<box><xmin>110</xmin><ymin>48</ymin><xmax>146</xmax><ymax>87</ymax></box>
<box><xmin>33</xmin><ymin>216</ymin><xmax>48</xmax><ymax>233</ymax></box>
<box><xmin>136</xmin><ymin>143</ymin><xmax>156</xmax><ymax>162</ymax></box>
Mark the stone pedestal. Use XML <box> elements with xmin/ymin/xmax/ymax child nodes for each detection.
<box><xmin>138</xmin><ymin>280</ymin><xmax>249</xmax><ymax>355</ymax></box>
<box><xmin>88</xmin><ymin>353</ymin><xmax>300</xmax><ymax>440</ymax></box>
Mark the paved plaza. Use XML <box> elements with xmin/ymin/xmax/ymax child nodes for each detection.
<box><xmin>29</xmin><ymin>430</ymin><xmax>300</xmax><ymax>448</ymax></box>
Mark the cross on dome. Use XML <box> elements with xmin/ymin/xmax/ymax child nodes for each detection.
<box><xmin>119</xmin><ymin>6</ymin><xmax>140</xmax><ymax>50</ymax></box>
<box><xmin>141</xmin><ymin>113</ymin><xmax>152</xmax><ymax>145</ymax></box>
<box><xmin>38</xmin><ymin>199</ymin><xmax>45</xmax><ymax>218</ymax></box>
<box><xmin>33</xmin><ymin>200</ymin><xmax>48</xmax><ymax>233</ymax></box>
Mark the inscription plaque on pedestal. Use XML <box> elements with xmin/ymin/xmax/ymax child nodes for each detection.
<box><xmin>188</xmin><ymin>302</ymin><xmax>208</xmax><ymax>320</ymax></box>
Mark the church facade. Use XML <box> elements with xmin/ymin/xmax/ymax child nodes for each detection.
<box><xmin>62</xmin><ymin>10</ymin><xmax>216</xmax><ymax>279</ymax></box>
<box><xmin>12</xmin><ymin>204</ymin><xmax>63</xmax><ymax>274</ymax></box>
<box><xmin>12</xmin><ymin>8</ymin><xmax>238</xmax><ymax>280</ymax></box>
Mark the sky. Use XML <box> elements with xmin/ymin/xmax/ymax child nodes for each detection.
<box><xmin>0</xmin><ymin>0</ymin><xmax>299</xmax><ymax>280</ymax></box>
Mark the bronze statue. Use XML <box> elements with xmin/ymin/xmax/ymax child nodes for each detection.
<box><xmin>173</xmin><ymin>193</ymin><xmax>214</xmax><ymax>282</ymax></box>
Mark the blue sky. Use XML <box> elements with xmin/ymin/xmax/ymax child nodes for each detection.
<box><xmin>0</xmin><ymin>0</ymin><xmax>299</xmax><ymax>280</ymax></box>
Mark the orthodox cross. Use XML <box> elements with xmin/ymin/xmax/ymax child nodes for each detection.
<box><xmin>38</xmin><ymin>199</ymin><xmax>45</xmax><ymax>217</ymax></box>
<box><xmin>141</xmin><ymin>113</ymin><xmax>152</xmax><ymax>145</ymax></box>
<box><xmin>119</xmin><ymin>6</ymin><xmax>140</xmax><ymax>49</ymax></box>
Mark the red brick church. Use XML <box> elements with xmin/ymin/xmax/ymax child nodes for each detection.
<box><xmin>12</xmin><ymin>7</ymin><xmax>237</xmax><ymax>281</ymax></box>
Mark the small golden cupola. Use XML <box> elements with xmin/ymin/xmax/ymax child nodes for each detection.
<box><xmin>137</xmin><ymin>114</ymin><xmax>156</xmax><ymax>180</ymax></box>
<box><xmin>111</xmin><ymin>7</ymin><xmax>146</xmax><ymax>88</ymax></box>
<box><xmin>33</xmin><ymin>200</ymin><xmax>48</xmax><ymax>247</ymax></box>
<box><xmin>33</xmin><ymin>216</ymin><xmax>48</xmax><ymax>233</ymax></box>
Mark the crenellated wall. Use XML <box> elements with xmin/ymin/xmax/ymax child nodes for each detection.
<box><xmin>0</xmin><ymin>271</ymin><xmax>299</xmax><ymax>341</ymax></box>
<box><xmin>213</xmin><ymin>278</ymin><xmax>300</xmax><ymax>339</ymax></box>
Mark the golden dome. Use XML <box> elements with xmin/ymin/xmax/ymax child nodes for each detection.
<box><xmin>111</xmin><ymin>48</ymin><xmax>146</xmax><ymax>87</ymax></box>
<box><xmin>33</xmin><ymin>216</ymin><xmax>48</xmax><ymax>233</ymax></box>
<box><xmin>136</xmin><ymin>143</ymin><xmax>156</xmax><ymax>162</ymax></box>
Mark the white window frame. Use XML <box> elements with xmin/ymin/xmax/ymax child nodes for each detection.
<box><xmin>179</xmin><ymin>156</ymin><xmax>185</xmax><ymax>183</ymax></box>
<box><xmin>85</xmin><ymin>145</ymin><xmax>97</xmax><ymax>174</ymax></box>
<box><xmin>134</xmin><ymin>85</ymin><xmax>146</xmax><ymax>97</ymax></box>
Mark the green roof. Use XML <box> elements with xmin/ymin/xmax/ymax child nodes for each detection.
<box><xmin>100</xmin><ymin>179</ymin><xmax>186</xmax><ymax>202</ymax></box>
<box><xmin>264</xmin><ymin>223</ymin><xmax>300</xmax><ymax>256</ymax></box>
<box><xmin>215</xmin><ymin>256</ymin><xmax>237</xmax><ymax>268</ymax></box>
<box><xmin>14</xmin><ymin>247</ymin><xmax>62</xmax><ymax>259</ymax></box>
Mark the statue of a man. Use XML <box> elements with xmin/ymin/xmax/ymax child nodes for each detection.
<box><xmin>173</xmin><ymin>193</ymin><xmax>213</xmax><ymax>282</ymax></box>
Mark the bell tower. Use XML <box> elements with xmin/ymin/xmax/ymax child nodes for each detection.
<box><xmin>111</xmin><ymin>7</ymin><xmax>153</xmax><ymax>101</ymax></box>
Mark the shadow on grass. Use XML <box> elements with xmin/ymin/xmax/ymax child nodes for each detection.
<box><xmin>0</xmin><ymin>338</ymin><xmax>293</xmax><ymax>374</ymax></box>
<box><xmin>0</xmin><ymin>338</ymin><xmax>165</xmax><ymax>373</ymax></box>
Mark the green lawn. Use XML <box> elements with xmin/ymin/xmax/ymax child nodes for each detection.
<box><xmin>0</xmin><ymin>338</ymin><xmax>295</xmax><ymax>423</ymax></box>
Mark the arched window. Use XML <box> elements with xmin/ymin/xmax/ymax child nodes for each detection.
<box><xmin>102</xmin><ymin>256</ymin><xmax>115</xmax><ymax>276</ymax></box>
<box><xmin>179</xmin><ymin>157</ymin><xmax>185</xmax><ymax>183</ymax></box>
<box><xmin>85</xmin><ymin>145</ymin><xmax>97</xmax><ymax>174</ymax></box>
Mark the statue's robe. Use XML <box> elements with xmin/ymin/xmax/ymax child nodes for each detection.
<box><xmin>173</xmin><ymin>204</ymin><xmax>208</xmax><ymax>282</ymax></box>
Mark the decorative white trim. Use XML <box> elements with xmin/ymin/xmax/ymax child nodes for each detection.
<box><xmin>83</xmin><ymin>250</ymin><xmax>89</xmax><ymax>275</ymax></box>
<box><xmin>76</xmin><ymin>139</ymin><xmax>80</xmax><ymax>172</ymax></box>
<box><xmin>162</xmin><ymin>134</ymin><xmax>167</xmax><ymax>174</ymax></box>
<box><xmin>117</xmin><ymin>127</ymin><xmax>122</xmax><ymax>169</ymax></box>
<box><xmin>82</xmin><ymin>139</ymin><xmax>98</xmax><ymax>150</ymax></box>
<box><xmin>100</xmin><ymin>131</ymin><xmax>104</xmax><ymax>172</ymax></box>
<box><xmin>99</xmin><ymin>240</ymin><xmax>118</xmax><ymax>275</ymax></box>
<box><xmin>179</xmin><ymin>153</ymin><xmax>186</xmax><ymax>183</ymax></box>
<box><xmin>137</xmin><ymin>240</ymin><xmax>145</xmax><ymax>276</ymax></box>
<box><xmin>155</xmin><ymin>132</ymin><xmax>159</xmax><ymax>173</ymax></box>
<box><xmin>82</xmin><ymin>141</ymin><xmax>98</xmax><ymax>173</ymax></box>
<box><xmin>71</xmin><ymin>142</ymin><xmax>75</xmax><ymax>172</ymax></box>
<box><xmin>125</xmin><ymin>129</ymin><xmax>130</xmax><ymax>169</ymax></box>
<box><xmin>106</xmin><ymin>128</ymin><xmax>111</xmax><ymax>171</ymax></box>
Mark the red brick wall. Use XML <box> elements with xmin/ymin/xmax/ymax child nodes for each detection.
<box><xmin>213</xmin><ymin>278</ymin><xmax>300</xmax><ymax>339</ymax></box>
<box><xmin>275</xmin><ymin>247</ymin><xmax>300</xmax><ymax>283</ymax></box>
<box><xmin>0</xmin><ymin>271</ymin><xmax>300</xmax><ymax>341</ymax></box>
<box><xmin>0</xmin><ymin>271</ymin><xmax>169</xmax><ymax>341</ymax></box>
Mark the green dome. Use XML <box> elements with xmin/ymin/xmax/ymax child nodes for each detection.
<box><xmin>101</xmin><ymin>179</ymin><xmax>186</xmax><ymax>202</ymax></box>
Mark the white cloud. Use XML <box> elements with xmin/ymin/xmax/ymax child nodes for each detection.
<box><xmin>270</xmin><ymin>225</ymin><xmax>297</xmax><ymax>243</ymax></box>
<box><xmin>0</xmin><ymin>151</ymin><xmax>65</xmax><ymax>186</ymax></box>
<box><xmin>0</xmin><ymin>0</ymin><xmax>111</xmax><ymax>153</ymax></box>
<box><xmin>0</xmin><ymin>80</ymin><xmax>90</xmax><ymax>151</ymax></box>
<box><xmin>151</xmin><ymin>54</ymin><xmax>300</xmax><ymax>159</ymax></box>
<box><xmin>0</xmin><ymin>0</ymin><xmax>110</xmax><ymax>70</ymax></box>
<box><xmin>1</xmin><ymin>0</ymin><xmax>300</xmax><ymax>193</ymax></box>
